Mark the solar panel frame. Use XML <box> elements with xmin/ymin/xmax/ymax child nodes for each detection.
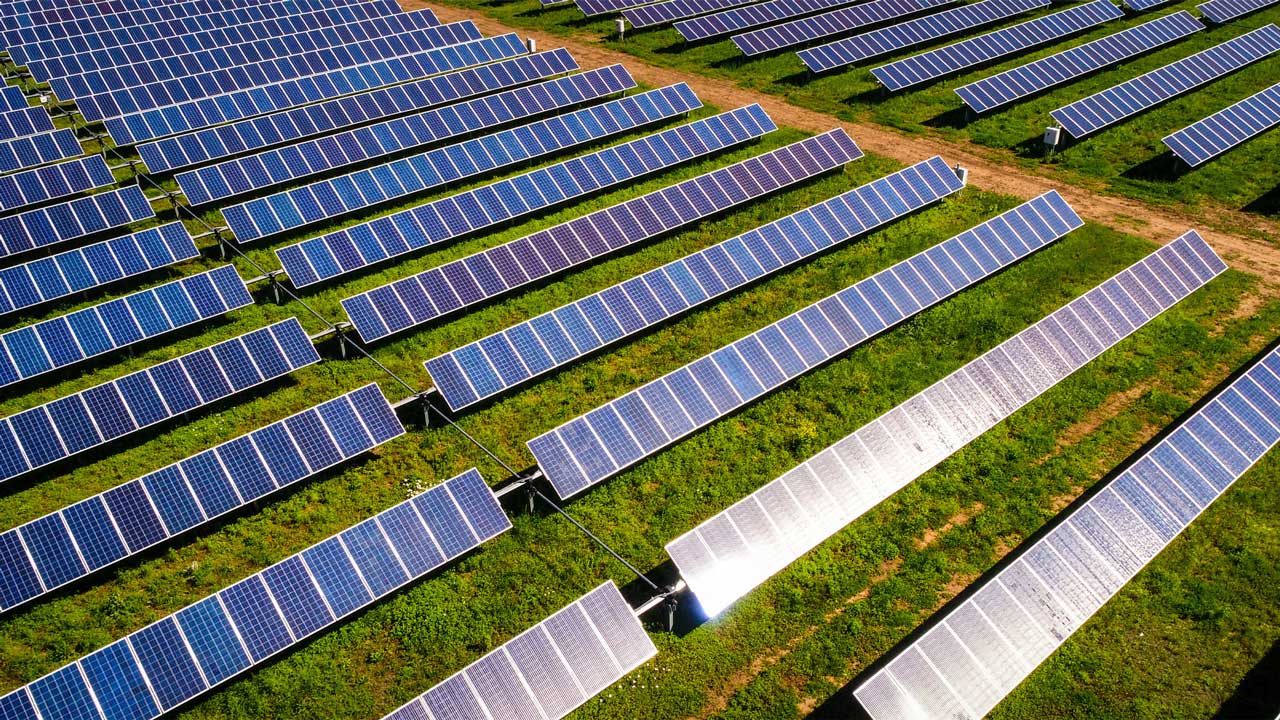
<box><xmin>0</xmin><ymin>317</ymin><xmax>320</xmax><ymax>485</ymax></box>
<box><xmin>1162</xmin><ymin>81</ymin><xmax>1280</xmax><ymax>166</ymax></box>
<box><xmin>0</xmin><ymin>185</ymin><xmax>155</xmax><ymax>260</ymax></box>
<box><xmin>664</xmin><ymin>231</ymin><xmax>1225</xmax><ymax>617</ymax></box>
<box><xmin>730</xmin><ymin>0</ymin><xmax>959</xmax><ymax>56</ymax></box>
<box><xmin>955</xmin><ymin>11</ymin><xmax>1205</xmax><ymax>114</ymax></box>
<box><xmin>136</xmin><ymin>49</ymin><xmax>581</xmax><ymax>175</ymax></box>
<box><xmin>0</xmin><ymin>155</ymin><xmax>115</xmax><ymax>214</ymax></box>
<box><xmin>274</xmin><ymin>103</ymin><xmax>776</xmax><ymax>287</ymax></box>
<box><xmin>854</xmin><ymin>273</ymin><xmax>1276</xmax><ymax>720</ymax></box>
<box><xmin>0</xmin><ymin>383</ymin><xmax>405</xmax><ymax>612</ymax></box>
<box><xmin>0</xmin><ymin>128</ymin><xmax>84</xmax><ymax>174</ymax></box>
<box><xmin>1050</xmin><ymin>24</ymin><xmax>1280</xmax><ymax>138</ymax></box>
<box><xmin>0</xmin><ymin>467</ymin><xmax>508</xmax><ymax>720</ymax></box>
<box><xmin>1197</xmin><ymin>0</ymin><xmax>1279</xmax><ymax>23</ymax></box>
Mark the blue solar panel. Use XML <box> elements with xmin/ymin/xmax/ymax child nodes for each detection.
<box><xmin>871</xmin><ymin>0</ymin><xmax>1124</xmax><ymax>91</ymax></box>
<box><xmin>137</xmin><ymin>49</ymin><xmax>580</xmax><ymax>175</ymax></box>
<box><xmin>73</xmin><ymin>21</ymin><xmax>485</xmax><ymax>121</ymax></box>
<box><xmin>348</xmin><ymin>129</ymin><xmax>861</xmax><ymax>349</ymax></box>
<box><xmin>1164</xmin><ymin>81</ymin><xmax>1280</xmax><ymax>166</ymax></box>
<box><xmin>798</xmin><ymin>0</ymin><xmax>1052</xmax><ymax>73</ymax></box>
<box><xmin>623</xmin><ymin>0</ymin><xmax>758</xmax><ymax>28</ymax></box>
<box><xmin>856</xmin><ymin>262</ymin><xmax>1273</xmax><ymax>720</ymax></box>
<box><xmin>49</xmin><ymin>9</ymin><xmax>449</xmax><ymax>101</ymax></box>
<box><xmin>1052</xmin><ymin>24</ymin><xmax>1280</xmax><ymax>138</ymax></box>
<box><xmin>0</xmin><ymin>86</ymin><xmax>29</xmax><ymax>112</ymax></box>
<box><xmin>731</xmin><ymin>0</ymin><xmax>958</xmax><ymax>56</ymax></box>
<box><xmin>0</xmin><ymin>467</ymin><xmax>507</xmax><ymax>720</ymax></box>
<box><xmin>0</xmin><ymin>155</ymin><xmax>115</xmax><ymax>213</ymax></box>
<box><xmin>668</xmin><ymin>230</ymin><xmax>1224</xmax><ymax>619</ymax></box>
<box><xmin>276</xmin><ymin>103</ymin><xmax>775</xmax><ymax>288</ymax></box>
<box><xmin>225</xmin><ymin>81</ymin><xmax>697</xmax><ymax>241</ymax></box>
<box><xmin>1198</xmin><ymin>0</ymin><xmax>1279</xmax><ymax>22</ymax></box>
<box><xmin>530</xmin><ymin>188</ymin><xmax>1085</xmax><ymax>499</ymax></box>
<box><xmin>183</xmin><ymin>64</ymin><xmax>637</xmax><ymax>206</ymax></box>
<box><xmin>0</xmin><ymin>318</ymin><xmax>319</xmax><ymax>485</ymax></box>
<box><xmin>0</xmin><ymin>185</ymin><xmax>155</xmax><ymax>260</ymax></box>
<box><xmin>0</xmin><ymin>383</ymin><xmax>404</xmax><ymax>612</ymax></box>
<box><xmin>0</xmin><ymin>128</ymin><xmax>83</xmax><ymax>174</ymax></box>
<box><xmin>577</xmin><ymin>0</ymin><xmax>661</xmax><ymax>17</ymax></box>
<box><xmin>103</xmin><ymin>32</ymin><xmax>529</xmax><ymax>146</ymax></box>
<box><xmin>1125</xmin><ymin>0</ymin><xmax>1177</xmax><ymax>10</ymax></box>
<box><xmin>0</xmin><ymin>222</ymin><xmax>197</xmax><ymax>317</ymax></box>
<box><xmin>956</xmin><ymin>11</ymin><xmax>1205</xmax><ymax>113</ymax></box>
<box><xmin>0</xmin><ymin>265</ymin><xmax>252</xmax><ymax>389</ymax></box>
<box><xmin>676</xmin><ymin>0</ymin><xmax>866</xmax><ymax>41</ymax></box>
<box><xmin>0</xmin><ymin>107</ymin><xmax>56</xmax><ymax>143</ymax></box>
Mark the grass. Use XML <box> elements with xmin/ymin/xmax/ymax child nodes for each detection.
<box><xmin>1</xmin><ymin>108</ymin><xmax>1277</xmax><ymax>719</ymax></box>
<box><xmin>426</xmin><ymin>0</ymin><xmax>1280</xmax><ymax>224</ymax></box>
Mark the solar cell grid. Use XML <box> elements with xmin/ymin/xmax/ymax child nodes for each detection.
<box><xmin>183</xmin><ymin>64</ymin><xmax>637</xmax><ymax>206</ymax></box>
<box><xmin>730</xmin><ymin>0</ymin><xmax>959</xmax><ymax>56</ymax></box>
<box><xmin>0</xmin><ymin>467</ymin><xmax>507</xmax><ymax>720</ymax></box>
<box><xmin>530</xmin><ymin>189</ymin><xmax>1083</xmax><ymax>500</ymax></box>
<box><xmin>854</xmin><ymin>303</ymin><xmax>1280</xmax><ymax>720</ymax></box>
<box><xmin>0</xmin><ymin>155</ymin><xmax>115</xmax><ymax>214</ymax></box>
<box><xmin>348</xmin><ymin>128</ymin><xmax>860</xmax><ymax>348</ymax></box>
<box><xmin>1197</xmin><ymin>0</ymin><xmax>1279</xmax><ymax>23</ymax></box>
<box><xmin>0</xmin><ymin>383</ymin><xmax>404</xmax><ymax>612</ymax></box>
<box><xmin>224</xmin><ymin>80</ymin><xmax>695</xmax><ymax>242</ymax></box>
<box><xmin>956</xmin><ymin>11</ymin><xmax>1205</xmax><ymax>113</ymax></box>
<box><xmin>0</xmin><ymin>317</ymin><xmax>319</xmax><ymax>485</ymax></box>
<box><xmin>0</xmin><ymin>86</ymin><xmax>29</xmax><ymax>112</ymax></box>
<box><xmin>798</xmin><ymin>0</ymin><xmax>1052</xmax><ymax>73</ymax></box>
<box><xmin>0</xmin><ymin>185</ymin><xmax>155</xmax><ymax>259</ymax></box>
<box><xmin>1125</xmin><ymin>0</ymin><xmax>1177</xmax><ymax>10</ymax></box>
<box><xmin>1051</xmin><ymin>24</ymin><xmax>1280</xmax><ymax>138</ymax></box>
<box><xmin>871</xmin><ymin>0</ymin><xmax>1125</xmax><ymax>92</ymax></box>
<box><xmin>676</xmin><ymin>0</ymin><xmax>868</xmax><ymax>41</ymax></box>
<box><xmin>0</xmin><ymin>107</ymin><xmax>57</xmax><ymax>143</ymax></box>
<box><xmin>137</xmin><ymin>49</ymin><xmax>580</xmax><ymax>174</ymax></box>
<box><xmin>623</xmin><ymin>0</ymin><xmax>758</xmax><ymax>29</ymax></box>
<box><xmin>577</xmin><ymin>0</ymin><xmax>661</xmax><ymax>17</ymax></box>
<box><xmin>0</xmin><ymin>128</ymin><xmax>84</xmax><ymax>175</ymax></box>
<box><xmin>103</xmin><ymin>32</ymin><xmax>529</xmax><ymax>146</ymax></box>
<box><xmin>1163</xmin><ymin>81</ymin><xmax>1280</xmax><ymax>166</ymax></box>
<box><xmin>275</xmin><ymin>103</ymin><xmax>775</xmax><ymax>287</ymax></box>
<box><xmin>664</xmin><ymin>230</ymin><xmax>1225</xmax><ymax>617</ymax></box>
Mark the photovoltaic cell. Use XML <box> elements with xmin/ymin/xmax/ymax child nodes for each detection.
<box><xmin>956</xmin><ymin>11</ymin><xmax>1205</xmax><ymax>113</ymax></box>
<box><xmin>798</xmin><ymin>0</ymin><xmax>1050</xmax><ymax>72</ymax></box>
<box><xmin>136</xmin><ymin>49</ymin><xmax>580</xmax><ymax>174</ymax></box>
<box><xmin>345</xmin><ymin>126</ymin><xmax>854</xmax><ymax>347</ymax></box>
<box><xmin>0</xmin><ymin>128</ymin><xmax>83</xmax><ymax>174</ymax></box>
<box><xmin>381</xmin><ymin>581</ymin><xmax>656</xmax><ymax>720</ymax></box>
<box><xmin>1197</xmin><ymin>0</ymin><xmax>1279</xmax><ymax>23</ymax></box>
<box><xmin>666</xmin><ymin>231</ymin><xmax>1225</xmax><ymax>616</ymax></box>
<box><xmin>0</xmin><ymin>318</ymin><xmax>319</xmax><ymax>485</ymax></box>
<box><xmin>0</xmin><ymin>155</ymin><xmax>114</xmax><ymax>213</ymax></box>
<box><xmin>854</xmin><ymin>298</ymin><xmax>1279</xmax><ymax>720</ymax></box>
<box><xmin>577</xmin><ymin>0</ymin><xmax>663</xmax><ymax>17</ymax></box>
<box><xmin>184</xmin><ymin>64</ymin><xmax>638</xmax><ymax>206</ymax></box>
<box><xmin>677</xmin><ymin>0</ymin><xmax>909</xmax><ymax>42</ymax></box>
<box><xmin>0</xmin><ymin>185</ymin><xmax>155</xmax><ymax>259</ymax></box>
<box><xmin>1126</xmin><ymin>0</ymin><xmax>1177</xmax><ymax>10</ymax></box>
<box><xmin>0</xmin><ymin>383</ymin><xmax>404</xmax><ymax>611</ymax></box>
<box><xmin>276</xmin><ymin>104</ymin><xmax>776</xmax><ymax>287</ymax></box>
<box><xmin>871</xmin><ymin>0</ymin><xmax>1124</xmax><ymax>92</ymax></box>
<box><xmin>0</xmin><ymin>467</ymin><xmax>508</xmax><ymax>720</ymax></box>
<box><xmin>623</xmin><ymin>0</ymin><xmax>759</xmax><ymax>29</ymax></box>
<box><xmin>0</xmin><ymin>107</ymin><xmax>56</xmax><ymax>143</ymax></box>
<box><xmin>1163</xmin><ymin>81</ymin><xmax>1280</xmax><ymax>166</ymax></box>
<box><xmin>731</xmin><ymin>0</ymin><xmax>959</xmax><ymax>56</ymax></box>
<box><xmin>1051</xmin><ymin>24</ymin><xmax>1280</xmax><ymax>138</ymax></box>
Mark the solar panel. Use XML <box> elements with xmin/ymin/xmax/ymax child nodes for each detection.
<box><xmin>0</xmin><ymin>222</ymin><xmax>197</xmax><ymax>317</ymax></box>
<box><xmin>73</xmin><ymin>21</ymin><xmax>486</xmax><ymax>121</ymax></box>
<box><xmin>578</xmin><ymin>0</ymin><xmax>662</xmax><ymax>17</ymax></box>
<box><xmin>956</xmin><ymin>11</ymin><xmax>1205</xmax><ymax>114</ymax></box>
<box><xmin>224</xmin><ymin>81</ymin><xmax>696</xmax><ymax>240</ymax></box>
<box><xmin>103</xmin><ymin>32</ymin><xmax>529</xmax><ymax>146</ymax></box>
<box><xmin>871</xmin><ymin>0</ymin><xmax>1124</xmax><ymax>92</ymax></box>
<box><xmin>0</xmin><ymin>467</ymin><xmax>508</xmax><ymax>720</ymax></box>
<box><xmin>0</xmin><ymin>107</ymin><xmax>57</xmax><ymax>143</ymax></box>
<box><xmin>1125</xmin><ymin>0</ymin><xmax>1177</xmax><ymax>11</ymax></box>
<box><xmin>854</xmin><ymin>291</ymin><xmax>1278</xmax><ymax>720</ymax></box>
<box><xmin>623</xmin><ymin>0</ymin><xmax>758</xmax><ymax>29</ymax></box>
<box><xmin>275</xmin><ymin>104</ymin><xmax>776</xmax><ymax>287</ymax></box>
<box><xmin>0</xmin><ymin>185</ymin><xmax>156</xmax><ymax>260</ymax></box>
<box><xmin>1163</xmin><ymin>81</ymin><xmax>1280</xmax><ymax>166</ymax></box>
<box><xmin>0</xmin><ymin>264</ymin><xmax>252</xmax><ymax>389</ymax></box>
<box><xmin>1051</xmin><ymin>24</ymin><xmax>1280</xmax><ymax>138</ymax></box>
<box><xmin>731</xmin><ymin>0</ymin><xmax>958</xmax><ymax>56</ymax></box>
<box><xmin>798</xmin><ymin>0</ymin><xmax>1052</xmax><ymax>73</ymax></box>
<box><xmin>48</xmin><ymin>9</ymin><xmax>450</xmax><ymax>100</ymax></box>
<box><xmin>0</xmin><ymin>317</ymin><xmax>319</xmax><ymax>485</ymax></box>
<box><xmin>381</xmin><ymin>581</ymin><xmax>657</xmax><ymax>720</ymax></box>
<box><xmin>1197</xmin><ymin>0</ymin><xmax>1279</xmax><ymax>23</ymax></box>
<box><xmin>530</xmin><ymin>189</ymin><xmax>1079</xmax><ymax>500</ymax></box>
<box><xmin>137</xmin><ymin>49</ymin><xmax>580</xmax><ymax>175</ymax></box>
<box><xmin>182</xmin><ymin>64</ymin><xmax>638</xmax><ymax>206</ymax></box>
<box><xmin>0</xmin><ymin>155</ymin><xmax>115</xmax><ymax>214</ymax></box>
<box><xmin>0</xmin><ymin>383</ymin><xmax>404</xmax><ymax>612</ymax></box>
<box><xmin>0</xmin><ymin>86</ymin><xmax>29</xmax><ymax>112</ymax></box>
<box><xmin>676</xmin><ymin>0</ymin><xmax>868</xmax><ymax>42</ymax></box>
<box><xmin>665</xmin><ymin>230</ymin><xmax>1225</xmax><ymax>616</ymax></box>
<box><xmin>349</xmin><ymin>129</ymin><xmax>861</xmax><ymax>347</ymax></box>
<box><xmin>0</xmin><ymin>128</ymin><xmax>83</xmax><ymax>174</ymax></box>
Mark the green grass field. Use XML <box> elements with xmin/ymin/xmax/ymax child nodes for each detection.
<box><xmin>1</xmin><ymin>98</ymin><xmax>1277</xmax><ymax>719</ymax></box>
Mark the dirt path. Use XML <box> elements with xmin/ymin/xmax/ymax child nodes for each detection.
<box><xmin>408</xmin><ymin>0</ymin><xmax>1280</xmax><ymax>283</ymax></box>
